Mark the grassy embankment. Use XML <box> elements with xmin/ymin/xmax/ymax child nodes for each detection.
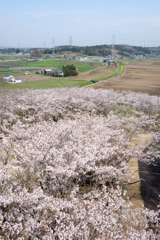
<box><xmin>91</xmin><ymin>64</ymin><xmax>124</xmax><ymax>83</ymax></box>
<box><xmin>0</xmin><ymin>79</ymin><xmax>92</xmax><ymax>90</ymax></box>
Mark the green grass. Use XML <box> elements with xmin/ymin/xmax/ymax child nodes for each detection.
<box><xmin>116</xmin><ymin>65</ymin><xmax>124</xmax><ymax>77</ymax></box>
<box><xmin>0</xmin><ymin>71</ymin><xmax>24</xmax><ymax>77</ymax></box>
<box><xmin>0</xmin><ymin>55</ymin><xmax>26</xmax><ymax>60</ymax></box>
<box><xmin>117</xmin><ymin>59</ymin><xmax>134</xmax><ymax>64</ymax></box>
<box><xmin>112</xmin><ymin>104</ymin><xmax>138</xmax><ymax>118</ymax></box>
<box><xmin>17</xmin><ymin>60</ymin><xmax>101</xmax><ymax>72</ymax></box>
<box><xmin>42</xmin><ymin>54</ymin><xmax>52</xmax><ymax>57</ymax></box>
<box><xmin>0</xmin><ymin>59</ymin><xmax>102</xmax><ymax>78</ymax></box>
<box><xmin>0</xmin><ymin>79</ymin><xmax>93</xmax><ymax>90</ymax></box>
<box><xmin>0</xmin><ymin>66</ymin><xmax>10</xmax><ymax>69</ymax></box>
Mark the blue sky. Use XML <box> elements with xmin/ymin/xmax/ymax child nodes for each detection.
<box><xmin>0</xmin><ymin>0</ymin><xmax>160</xmax><ymax>48</ymax></box>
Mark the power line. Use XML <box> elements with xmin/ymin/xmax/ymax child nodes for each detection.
<box><xmin>116</xmin><ymin>37</ymin><xmax>160</xmax><ymax>43</ymax></box>
<box><xmin>73</xmin><ymin>38</ymin><xmax>111</xmax><ymax>42</ymax></box>
<box><xmin>71</xmin><ymin>37</ymin><xmax>112</xmax><ymax>46</ymax></box>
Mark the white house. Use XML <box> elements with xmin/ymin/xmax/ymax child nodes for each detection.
<box><xmin>4</xmin><ymin>74</ymin><xmax>22</xmax><ymax>83</ymax></box>
<box><xmin>4</xmin><ymin>74</ymin><xmax>15</xmax><ymax>83</ymax></box>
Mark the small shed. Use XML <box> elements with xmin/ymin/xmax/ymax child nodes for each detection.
<box><xmin>15</xmin><ymin>78</ymin><xmax>22</xmax><ymax>83</ymax></box>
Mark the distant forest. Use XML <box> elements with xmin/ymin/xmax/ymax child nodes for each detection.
<box><xmin>54</xmin><ymin>44</ymin><xmax>160</xmax><ymax>57</ymax></box>
<box><xmin>1</xmin><ymin>45</ymin><xmax>160</xmax><ymax>57</ymax></box>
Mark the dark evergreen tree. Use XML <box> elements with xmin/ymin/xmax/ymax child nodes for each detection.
<box><xmin>62</xmin><ymin>64</ymin><xmax>78</xmax><ymax>77</ymax></box>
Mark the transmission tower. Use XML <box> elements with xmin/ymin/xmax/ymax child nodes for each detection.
<box><xmin>69</xmin><ymin>36</ymin><xmax>72</xmax><ymax>46</ymax></box>
<box><xmin>111</xmin><ymin>35</ymin><xmax>115</xmax><ymax>59</ymax></box>
<box><xmin>52</xmin><ymin>38</ymin><xmax>54</xmax><ymax>48</ymax></box>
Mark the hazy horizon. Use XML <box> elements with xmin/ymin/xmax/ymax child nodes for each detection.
<box><xmin>1</xmin><ymin>0</ymin><xmax>160</xmax><ymax>48</ymax></box>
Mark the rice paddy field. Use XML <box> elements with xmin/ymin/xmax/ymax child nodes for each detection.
<box><xmin>0</xmin><ymin>59</ymin><xmax>101</xmax><ymax>73</ymax></box>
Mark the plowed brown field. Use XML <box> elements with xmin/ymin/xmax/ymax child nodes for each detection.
<box><xmin>13</xmin><ymin>74</ymin><xmax>53</xmax><ymax>82</ymax></box>
<box><xmin>92</xmin><ymin>60</ymin><xmax>160</xmax><ymax>95</ymax></box>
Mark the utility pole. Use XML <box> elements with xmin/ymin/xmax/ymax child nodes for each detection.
<box><xmin>111</xmin><ymin>35</ymin><xmax>115</xmax><ymax>59</ymax></box>
<box><xmin>69</xmin><ymin>36</ymin><xmax>72</xmax><ymax>46</ymax></box>
<box><xmin>44</xmin><ymin>42</ymin><xmax>45</xmax><ymax>48</ymax></box>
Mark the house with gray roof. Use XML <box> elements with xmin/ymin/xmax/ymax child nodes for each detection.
<box><xmin>53</xmin><ymin>68</ymin><xmax>64</xmax><ymax>77</ymax></box>
<box><xmin>44</xmin><ymin>69</ymin><xmax>53</xmax><ymax>75</ymax></box>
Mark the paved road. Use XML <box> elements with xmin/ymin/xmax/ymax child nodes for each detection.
<box><xmin>138</xmin><ymin>142</ymin><xmax>160</xmax><ymax>211</ymax></box>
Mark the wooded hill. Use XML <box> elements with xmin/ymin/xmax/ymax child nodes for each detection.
<box><xmin>54</xmin><ymin>44</ymin><xmax>160</xmax><ymax>57</ymax></box>
<box><xmin>1</xmin><ymin>45</ymin><xmax>160</xmax><ymax>58</ymax></box>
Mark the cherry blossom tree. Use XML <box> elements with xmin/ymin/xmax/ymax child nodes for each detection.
<box><xmin>0</xmin><ymin>87</ymin><xmax>160</xmax><ymax>239</ymax></box>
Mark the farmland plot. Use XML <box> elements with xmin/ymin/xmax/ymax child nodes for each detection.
<box><xmin>68</xmin><ymin>69</ymin><xmax>112</xmax><ymax>81</ymax></box>
<box><xmin>93</xmin><ymin>60</ymin><xmax>160</xmax><ymax>95</ymax></box>
<box><xmin>10</xmin><ymin>69</ymin><xmax>112</xmax><ymax>83</ymax></box>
